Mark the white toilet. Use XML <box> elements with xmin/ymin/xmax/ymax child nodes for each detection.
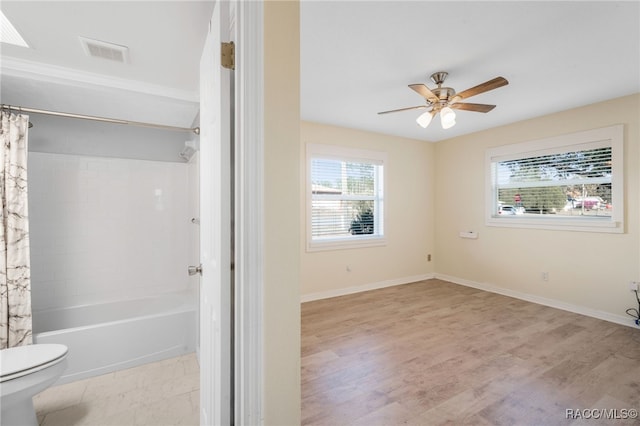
<box><xmin>1</xmin><ymin>343</ymin><xmax>68</xmax><ymax>426</ymax></box>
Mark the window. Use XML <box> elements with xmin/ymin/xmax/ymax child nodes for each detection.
<box><xmin>486</xmin><ymin>125</ymin><xmax>623</xmax><ymax>233</ymax></box>
<box><xmin>307</xmin><ymin>144</ymin><xmax>385</xmax><ymax>250</ymax></box>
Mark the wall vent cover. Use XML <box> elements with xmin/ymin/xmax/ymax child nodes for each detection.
<box><xmin>79</xmin><ymin>36</ymin><xmax>129</xmax><ymax>63</ymax></box>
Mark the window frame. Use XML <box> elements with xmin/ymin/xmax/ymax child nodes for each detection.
<box><xmin>306</xmin><ymin>143</ymin><xmax>387</xmax><ymax>251</ymax></box>
<box><xmin>485</xmin><ymin>125</ymin><xmax>624</xmax><ymax>233</ymax></box>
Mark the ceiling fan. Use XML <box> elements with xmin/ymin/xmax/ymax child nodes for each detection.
<box><xmin>378</xmin><ymin>72</ymin><xmax>509</xmax><ymax>129</ymax></box>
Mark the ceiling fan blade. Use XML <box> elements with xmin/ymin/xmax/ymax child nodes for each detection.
<box><xmin>455</xmin><ymin>77</ymin><xmax>508</xmax><ymax>100</ymax></box>
<box><xmin>378</xmin><ymin>105</ymin><xmax>426</xmax><ymax>115</ymax></box>
<box><xmin>409</xmin><ymin>84</ymin><xmax>439</xmax><ymax>102</ymax></box>
<box><xmin>450</xmin><ymin>103</ymin><xmax>496</xmax><ymax>113</ymax></box>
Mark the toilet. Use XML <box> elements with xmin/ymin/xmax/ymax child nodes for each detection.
<box><xmin>1</xmin><ymin>344</ymin><xmax>68</xmax><ymax>426</ymax></box>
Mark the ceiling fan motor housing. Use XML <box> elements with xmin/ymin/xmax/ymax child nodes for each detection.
<box><xmin>428</xmin><ymin>72</ymin><xmax>455</xmax><ymax>105</ymax></box>
<box><xmin>431</xmin><ymin>87</ymin><xmax>456</xmax><ymax>103</ymax></box>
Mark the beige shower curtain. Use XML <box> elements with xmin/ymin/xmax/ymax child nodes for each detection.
<box><xmin>0</xmin><ymin>110</ymin><xmax>33</xmax><ymax>349</ymax></box>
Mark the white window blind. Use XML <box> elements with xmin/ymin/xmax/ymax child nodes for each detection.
<box><xmin>495</xmin><ymin>146</ymin><xmax>612</xmax><ymax>216</ymax></box>
<box><xmin>486</xmin><ymin>125</ymin><xmax>623</xmax><ymax>233</ymax></box>
<box><xmin>307</xmin><ymin>144</ymin><xmax>385</xmax><ymax>250</ymax></box>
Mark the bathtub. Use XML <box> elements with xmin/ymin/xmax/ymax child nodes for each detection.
<box><xmin>32</xmin><ymin>292</ymin><xmax>197</xmax><ymax>385</ymax></box>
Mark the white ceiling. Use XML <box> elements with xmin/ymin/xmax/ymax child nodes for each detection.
<box><xmin>0</xmin><ymin>1</ymin><xmax>214</xmax><ymax>161</ymax></box>
<box><xmin>1</xmin><ymin>1</ymin><xmax>212</xmax><ymax>93</ymax></box>
<box><xmin>0</xmin><ymin>1</ymin><xmax>638</xmax><ymax>159</ymax></box>
<box><xmin>301</xmin><ymin>1</ymin><xmax>640</xmax><ymax>142</ymax></box>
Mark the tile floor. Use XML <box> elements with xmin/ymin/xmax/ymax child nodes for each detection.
<box><xmin>34</xmin><ymin>353</ymin><xmax>199</xmax><ymax>426</ymax></box>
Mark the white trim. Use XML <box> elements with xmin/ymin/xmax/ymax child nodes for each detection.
<box><xmin>234</xmin><ymin>1</ymin><xmax>264</xmax><ymax>424</ymax></box>
<box><xmin>306</xmin><ymin>143</ymin><xmax>387</xmax><ymax>251</ymax></box>
<box><xmin>485</xmin><ymin>125</ymin><xmax>624</xmax><ymax>233</ymax></box>
<box><xmin>434</xmin><ymin>273</ymin><xmax>639</xmax><ymax>329</ymax></box>
<box><xmin>1</xmin><ymin>56</ymin><xmax>199</xmax><ymax>103</ymax></box>
<box><xmin>301</xmin><ymin>273</ymin><xmax>640</xmax><ymax>328</ymax></box>
<box><xmin>300</xmin><ymin>274</ymin><xmax>434</xmax><ymax>303</ymax></box>
<box><xmin>306</xmin><ymin>236</ymin><xmax>387</xmax><ymax>252</ymax></box>
<box><xmin>489</xmin><ymin>136</ymin><xmax>615</xmax><ymax>162</ymax></box>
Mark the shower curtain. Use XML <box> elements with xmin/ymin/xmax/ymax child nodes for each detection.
<box><xmin>0</xmin><ymin>110</ymin><xmax>33</xmax><ymax>349</ymax></box>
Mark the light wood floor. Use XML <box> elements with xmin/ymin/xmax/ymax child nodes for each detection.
<box><xmin>301</xmin><ymin>279</ymin><xmax>640</xmax><ymax>426</ymax></box>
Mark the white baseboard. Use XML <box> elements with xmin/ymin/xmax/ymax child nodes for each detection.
<box><xmin>435</xmin><ymin>273</ymin><xmax>639</xmax><ymax>329</ymax></box>
<box><xmin>300</xmin><ymin>272</ymin><xmax>638</xmax><ymax>329</ymax></box>
<box><xmin>300</xmin><ymin>273</ymin><xmax>434</xmax><ymax>303</ymax></box>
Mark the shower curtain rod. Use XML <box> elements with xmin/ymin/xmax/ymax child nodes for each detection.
<box><xmin>1</xmin><ymin>104</ymin><xmax>200</xmax><ymax>135</ymax></box>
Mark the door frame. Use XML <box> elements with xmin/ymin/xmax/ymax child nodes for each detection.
<box><xmin>200</xmin><ymin>1</ymin><xmax>264</xmax><ymax>423</ymax></box>
<box><xmin>231</xmin><ymin>1</ymin><xmax>264</xmax><ymax>424</ymax></box>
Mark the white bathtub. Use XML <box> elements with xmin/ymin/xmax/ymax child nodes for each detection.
<box><xmin>32</xmin><ymin>292</ymin><xmax>197</xmax><ymax>385</ymax></box>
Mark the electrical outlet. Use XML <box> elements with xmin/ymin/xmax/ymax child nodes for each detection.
<box><xmin>427</xmin><ymin>254</ymin><xmax>432</xmax><ymax>262</ymax></box>
<box><xmin>629</xmin><ymin>281</ymin><xmax>639</xmax><ymax>292</ymax></box>
<box><xmin>541</xmin><ymin>272</ymin><xmax>549</xmax><ymax>282</ymax></box>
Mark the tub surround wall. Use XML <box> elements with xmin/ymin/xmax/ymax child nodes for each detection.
<box><xmin>28</xmin><ymin>152</ymin><xmax>192</xmax><ymax>311</ymax></box>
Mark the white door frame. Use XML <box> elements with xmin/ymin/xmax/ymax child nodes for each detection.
<box><xmin>232</xmin><ymin>1</ymin><xmax>264</xmax><ymax>424</ymax></box>
<box><xmin>200</xmin><ymin>1</ymin><xmax>264</xmax><ymax>425</ymax></box>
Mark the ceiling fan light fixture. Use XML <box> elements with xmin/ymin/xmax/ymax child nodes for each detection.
<box><xmin>442</xmin><ymin>118</ymin><xmax>456</xmax><ymax>129</ymax></box>
<box><xmin>440</xmin><ymin>106</ymin><xmax>456</xmax><ymax>129</ymax></box>
<box><xmin>378</xmin><ymin>72</ymin><xmax>508</xmax><ymax>131</ymax></box>
<box><xmin>416</xmin><ymin>111</ymin><xmax>433</xmax><ymax>128</ymax></box>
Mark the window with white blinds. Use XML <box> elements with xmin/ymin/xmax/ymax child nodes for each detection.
<box><xmin>486</xmin><ymin>125</ymin><xmax>623</xmax><ymax>232</ymax></box>
<box><xmin>307</xmin><ymin>144</ymin><xmax>385</xmax><ymax>250</ymax></box>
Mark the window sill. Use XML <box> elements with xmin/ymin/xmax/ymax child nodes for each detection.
<box><xmin>486</xmin><ymin>216</ymin><xmax>622</xmax><ymax>233</ymax></box>
<box><xmin>307</xmin><ymin>236</ymin><xmax>387</xmax><ymax>252</ymax></box>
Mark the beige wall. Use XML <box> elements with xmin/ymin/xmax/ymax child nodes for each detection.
<box><xmin>300</xmin><ymin>121</ymin><xmax>435</xmax><ymax>297</ymax></box>
<box><xmin>434</xmin><ymin>93</ymin><xmax>640</xmax><ymax>320</ymax></box>
<box><xmin>264</xmin><ymin>1</ymin><xmax>300</xmax><ymax>424</ymax></box>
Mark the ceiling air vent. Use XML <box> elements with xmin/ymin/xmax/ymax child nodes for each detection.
<box><xmin>79</xmin><ymin>36</ymin><xmax>129</xmax><ymax>63</ymax></box>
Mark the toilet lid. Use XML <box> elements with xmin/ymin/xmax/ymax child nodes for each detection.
<box><xmin>0</xmin><ymin>344</ymin><xmax>68</xmax><ymax>382</ymax></box>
